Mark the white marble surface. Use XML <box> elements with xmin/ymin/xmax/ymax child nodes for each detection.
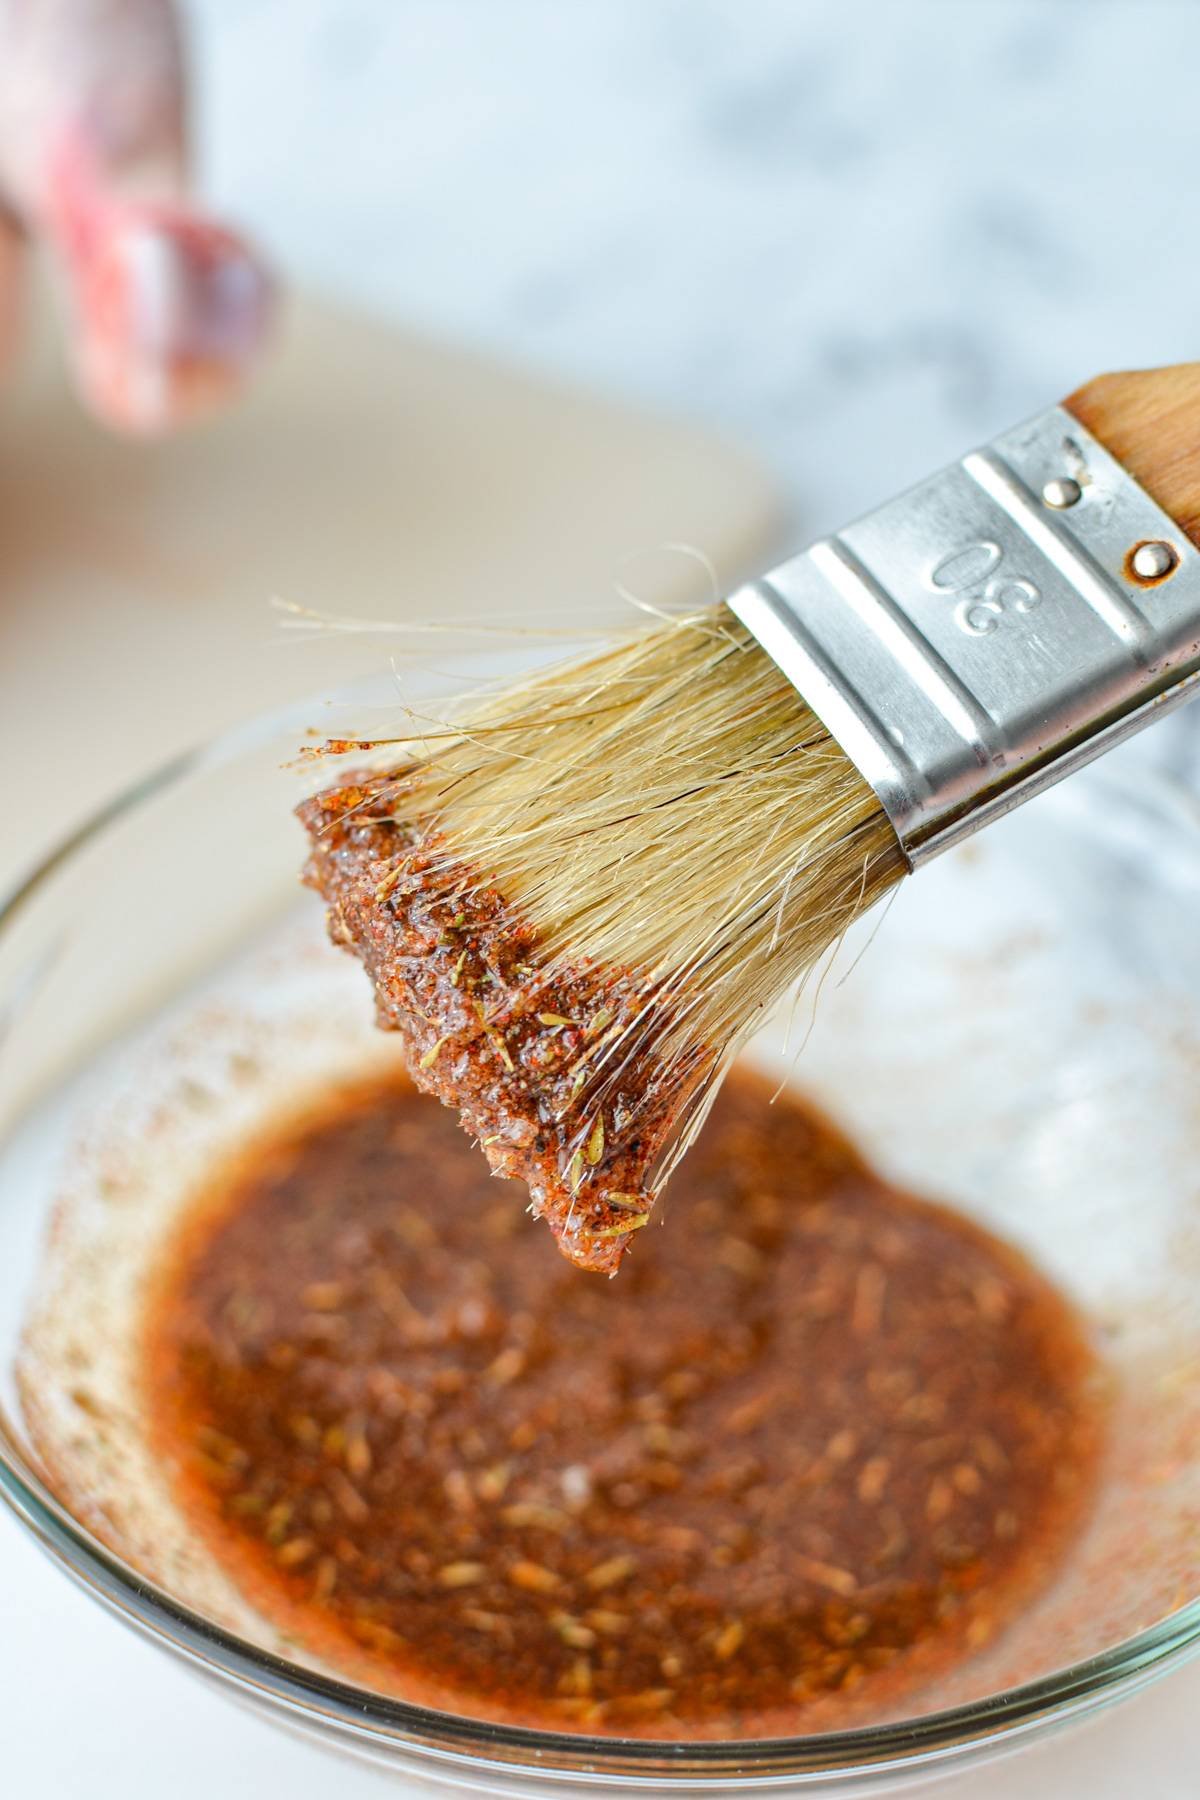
<box><xmin>7</xmin><ymin>2</ymin><xmax>1200</xmax><ymax>1794</ymax></box>
<box><xmin>192</xmin><ymin>0</ymin><xmax>1200</xmax><ymax>538</ymax></box>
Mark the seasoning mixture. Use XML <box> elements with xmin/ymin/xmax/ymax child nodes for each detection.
<box><xmin>298</xmin><ymin>771</ymin><xmax>716</xmax><ymax>1276</ymax></box>
<box><xmin>143</xmin><ymin>1064</ymin><xmax>1103</xmax><ymax>1737</ymax></box>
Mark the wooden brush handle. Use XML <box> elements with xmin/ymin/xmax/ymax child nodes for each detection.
<box><xmin>1066</xmin><ymin>365</ymin><xmax>1200</xmax><ymax>550</ymax></box>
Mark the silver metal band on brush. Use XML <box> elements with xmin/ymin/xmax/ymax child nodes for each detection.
<box><xmin>728</xmin><ymin>405</ymin><xmax>1200</xmax><ymax>868</ymax></box>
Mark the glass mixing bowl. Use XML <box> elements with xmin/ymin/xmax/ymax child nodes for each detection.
<box><xmin>2</xmin><ymin>680</ymin><xmax>1200</xmax><ymax>1794</ymax></box>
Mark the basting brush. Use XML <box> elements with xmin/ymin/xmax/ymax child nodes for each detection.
<box><xmin>300</xmin><ymin>365</ymin><xmax>1200</xmax><ymax>1273</ymax></box>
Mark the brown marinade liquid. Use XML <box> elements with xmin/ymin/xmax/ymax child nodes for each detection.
<box><xmin>143</xmin><ymin>1067</ymin><xmax>1103</xmax><ymax>1737</ymax></box>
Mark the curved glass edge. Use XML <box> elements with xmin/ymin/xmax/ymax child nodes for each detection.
<box><xmin>2</xmin><ymin>706</ymin><xmax>1200</xmax><ymax>1786</ymax></box>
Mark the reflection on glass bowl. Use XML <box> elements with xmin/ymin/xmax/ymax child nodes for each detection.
<box><xmin>1</xmin><ymin>681</ymin><xmax>1200</xmax><ymax>1792</ymax></box>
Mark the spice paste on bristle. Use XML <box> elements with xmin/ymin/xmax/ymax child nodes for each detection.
<box><xmin>298</xmin><ymin>772</ymin><xmax>711</xmax><ymax>1274</ymax></box>
<box><xmin>143</xmin><ymin>1065</ymin><xmax>1103</xmax><ymax>1737</ymax></box>
<box><xmin>298</xmin><ymin>606</ymin><xmax>908</xmax><ymax>1266</ymax></box>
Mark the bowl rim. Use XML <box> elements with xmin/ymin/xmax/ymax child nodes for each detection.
<box><xmin>3</xmin><ymin>700</ymin><xmax>1200</xmax><ymax>1788</ymax></box>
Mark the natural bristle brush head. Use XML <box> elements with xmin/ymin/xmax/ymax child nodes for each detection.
<box><xmin>300</xmin><ymin>364</ymin><xmax>1200</xmax><ymax>1273</ymax></box>
<box><xmin>298</xmin><ymin>610</ymin><xmax>907</xmax><ymax>1274</ymax></box>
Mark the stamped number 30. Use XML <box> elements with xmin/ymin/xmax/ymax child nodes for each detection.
<box><xmin>928</xmin><ymin>541</ymin><xmax>1041</xmax><ymax>636</ymax></box>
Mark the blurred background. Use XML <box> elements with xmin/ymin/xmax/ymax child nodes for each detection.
<box><xmin>192</xmin><ymin>0</ymin><xmax>1199</xmax><ymax>529</ymax></box>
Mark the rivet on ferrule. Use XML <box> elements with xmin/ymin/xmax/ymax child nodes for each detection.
<box><xmin>1042</xmin><ymin>476</ymin><xmax>1082</xmax><ymax>510</ymax></box>
<box><xmin>1129</xmin><ymin>540</ymin><xmax>1179</xmax><ymax>584</ymax></box>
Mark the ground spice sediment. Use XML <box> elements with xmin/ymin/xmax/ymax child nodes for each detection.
<box><xmin>143</xmin><ymin>1065</ymin><xmax>1104</xmax><ymax>1737</ymax></box>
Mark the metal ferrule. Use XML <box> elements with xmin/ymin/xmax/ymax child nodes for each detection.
<box><xmin>728</xmin><ymin>405</ymin><xmax>1200</xmax><ymax>868</ymax></box>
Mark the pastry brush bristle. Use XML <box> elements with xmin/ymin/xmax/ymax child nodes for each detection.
<box><xmin>310</xmin><ymin>603</ymin><xmax>907</xmax><ymax>1241</ymax></box>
